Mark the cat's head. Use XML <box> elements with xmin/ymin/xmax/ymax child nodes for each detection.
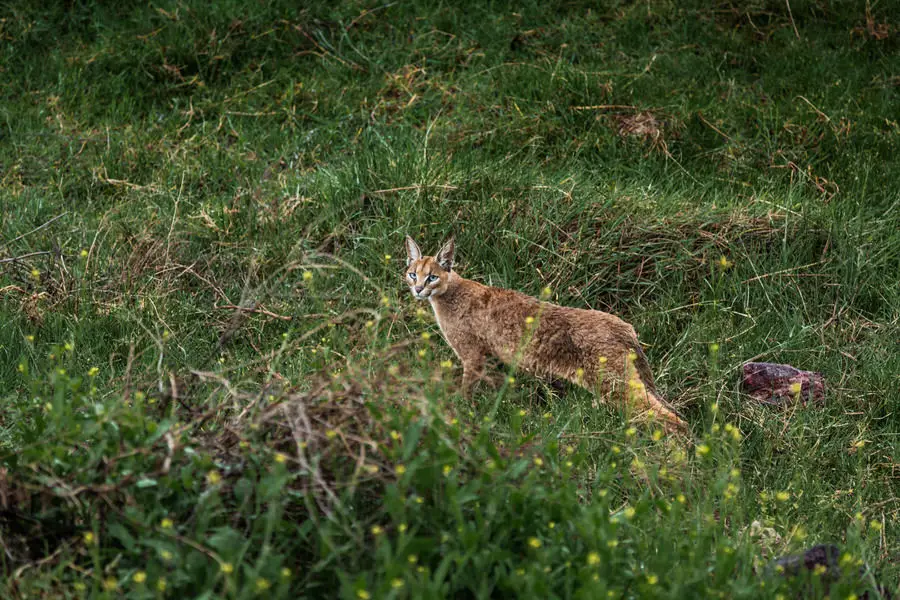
<box><xmin>403</xmin><ymin>236</ymin><xmax>455</xmax><ymax>300</ymax></box>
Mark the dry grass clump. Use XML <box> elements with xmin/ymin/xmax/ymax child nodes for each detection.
<box><xmin>614</xmin><ymin>111</ymin><xmax>671</xmax><ymax>154</ymax></box>
<box><xmin>229</xmin><ymin>343</ymin><xmax>456</xmax><ymax>513</ymax></box>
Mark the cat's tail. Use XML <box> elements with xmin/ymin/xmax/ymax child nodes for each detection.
<box><xmin>641</xmin><ymin>388</ymin><xmax>688</xmax><ymax>434</ymax></box>
<box><xmin>629</xmin><ymin>345</ymin><xmax>688</xmax><ymax>434</ymax></box>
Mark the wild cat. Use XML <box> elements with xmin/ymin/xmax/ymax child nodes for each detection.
<box><xmin>404</xmin><ymin>235</ymin><xmax>687</xmax><ymax>433</ymax></box>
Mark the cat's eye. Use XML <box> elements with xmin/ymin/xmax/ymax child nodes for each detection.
<box><xmin>408</xmin><ymin>273</ymin><xmax>417</xmax><ymax>281</ymax></box>
<box><xmin>427</xmin><ymin>274</ymin><xmax>439</xmax><ymax>282</ymax></box>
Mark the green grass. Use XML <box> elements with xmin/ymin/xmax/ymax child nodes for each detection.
<box><xmin>1</xmin><ymin>0</ymin><xmax>898</xmax><ymax>598</ymax></box>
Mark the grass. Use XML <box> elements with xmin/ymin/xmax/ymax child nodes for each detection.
<box><xmin>1</xmin><ymin>0</ymin><xmax>898</xmax><ymax>597</ymax></box>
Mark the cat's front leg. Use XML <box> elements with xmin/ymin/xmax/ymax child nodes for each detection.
<box><xmin>458</xmin><ymin>348</ymin><xmax>489</xmax><ymax>397</ymax></box>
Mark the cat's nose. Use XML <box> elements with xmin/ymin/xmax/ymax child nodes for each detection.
<box><xmin>414</xmin><ymin>285</ymin><xmax>424</xmax><ymax>293</ymax></box>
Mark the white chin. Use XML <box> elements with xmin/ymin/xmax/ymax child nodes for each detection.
<box><xmin>415</xmin><ymin>293</ymin><xmax>430</xmax><ymax>300</ymax></box>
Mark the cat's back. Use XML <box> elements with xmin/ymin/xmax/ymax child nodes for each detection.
<box><xmin>450</xmin><ymin>278</ymin><xmax>638</xmax><ymax>350</ymax></box>
<box><xmin>542</xmin><ymin>302</ymin><xmax>638</xmax><ymax>340</ymax></box>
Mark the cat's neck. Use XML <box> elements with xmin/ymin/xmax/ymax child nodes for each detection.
<box><xmin>428</xmin><ymin>271</ymin><xmax>468</xmax><ymax>307</ymax></box>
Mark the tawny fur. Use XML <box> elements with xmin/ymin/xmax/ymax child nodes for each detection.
<box><xmin>404</xmin><ymin>236</ymin><xmax>687</xmax><ymax>433</ymax></box>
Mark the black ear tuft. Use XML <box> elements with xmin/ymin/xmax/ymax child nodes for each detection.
<box><xmin>405</xmin><ymin>236</ymin><xmax>422</xmax><ymax>266</ymax></box>
<box><xmin>436</xmin><ymin>236</ymin><xmax>455</xmax><ymax>272</ymax></box>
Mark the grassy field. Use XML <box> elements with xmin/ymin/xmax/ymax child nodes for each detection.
<box><xmin>1</xmin><ymin>0</ymin><xmax>898</xmax><ymax>597</ymax></box>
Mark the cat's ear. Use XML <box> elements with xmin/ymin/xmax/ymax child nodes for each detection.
<box><xmin>436</xmin><ymin>236</ymin><xmax>455</xmax><ymax>272</ymax></box>
<box><xmin>405</xmin><ymin>236</ymin><xmax>422</xmax><ymax>265</ymax></box>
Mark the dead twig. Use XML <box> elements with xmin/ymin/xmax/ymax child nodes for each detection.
<box><xmin>742</xmin><ymin>260</ymin><xmax>827</xmax><ymax>284</ymax></box>
<box><xmin>0</xmin><ymin>213</ymin><xmax>67</xmax><ymax>250</ymax></box>
<box><xmin>571</xmin><ymin>104</ymin><xmax>638</xmax><ymax>111</ymax></box>
<box><xmin>0</xmin><ymin>251</ymin><xmax>52</xmax><ymax>265</ymax></box>
<box><xmin>785</xmin><ymin>0</ymin><xmax>801</xmax><ymax>39</ymax></box>
<box><xmin>697</xmin><ymin>112</ymin><xmax>733</xmax><ymax>142</ymax></box>
<box><xmin>215</xmin><ymin>303</ymin><xmax>293</xmax><ymax>321</ymax></box>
